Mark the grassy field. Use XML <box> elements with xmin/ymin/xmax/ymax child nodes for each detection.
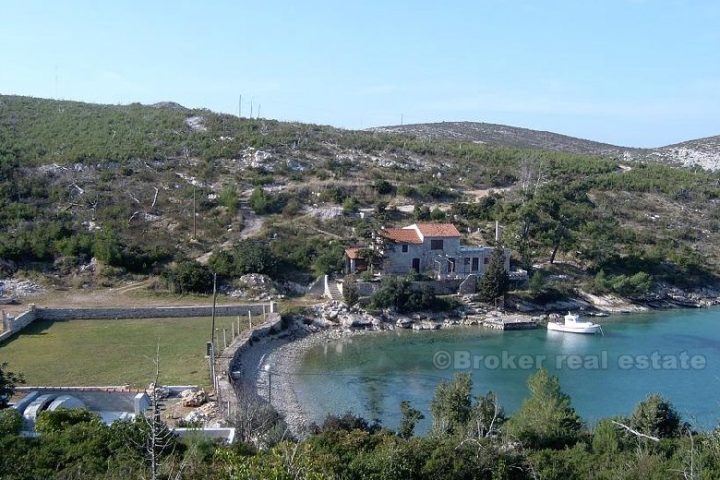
<box><xmin>0</xmin><ymin>316</ymin><xmax>253</xmax><ymax>387</ymax></box>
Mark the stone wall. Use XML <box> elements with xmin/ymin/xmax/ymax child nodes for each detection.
<box><xmin>0</xmin><ymin>303</ymin><xmax>276</xmax><ymax>343</ymax></box>
<box><xmin>214</xmin><ymin>313</ymin><xmax>284</xmax><ymax>420</ymax></box>
<box><xmin>355</xmin><ymin>279</ymin><xmax>462</xmax><ymax>297</ymax></box>
<box><xmin>37</xmin><ymin>303</ymin><xmax>277</xmax><ymax>321</ymax></box>
<box><xmin>0</xmin><ymin>306</ymin><xmax>37</xmax><ymax>343</ymax></box>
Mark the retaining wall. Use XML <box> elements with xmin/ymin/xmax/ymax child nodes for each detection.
<box><xmin>37</xmin><ymin>303</ymin><xmax>277</xmax><ymax>320</ymax></box>
<box><xmin>214</xmin><ymin>313</ymin><xmax>284</xmax><ymax>420</ymax></box>
<box><xmin>355</xmin><ymin>279</ymin><xmax>463</xmax><ymax>297</ymax></box>
<box><xmin>0</xmin><ymin>303</ymin><xmax>277</xmax><ymax>343</ymax></box>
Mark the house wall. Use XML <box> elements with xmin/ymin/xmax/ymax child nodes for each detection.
<box><xmin>382</xmin><ymin>239</ymin><xmax>509</xmax><ymax>277</ymax></box>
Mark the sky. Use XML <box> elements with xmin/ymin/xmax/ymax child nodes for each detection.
<box><xmin>1</xmin><ymin>0</ymin><xmax>719</xmax><ymax>147</ymax></box>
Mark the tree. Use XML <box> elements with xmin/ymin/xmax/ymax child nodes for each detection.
<box><xmin>470</xmin><ymin>391</ymin><xmax>505</xmax><ymax>439</ymax></box>
<box><xmin>505</xmin><ymin>369</ymin><xmax>582</xmax><ymax>449</ymax></box>
<box><xmin>629</xmin><ymin>394</ymin><xmax>683</xmax><ymax>439</ymax></box>
<box><xmin>0</xmin><ymin>362</ymin><xmax>23</xmax><ymax>409</ymax></box>
<box><xmin>529</xmin><ymin>270</ymin><xmax>544</xmax><ymax>295</ymax></box>
<box><xmin>430</xmin><ymin>373</ymin><xmax>473</xmax><ymax>435</ymax></box>
<box><xmin>398</xmin><ymin>400</ymin><xmax>424</xmax><ymax>439</ymax></box>
<box><xmin>529</xmin><ymin>184</ymin><xmax>592</xmax><ymax>264</ymax></box>
<box><xmin>478</xmin><ymin>247</ymin><xmax>510</xmax><ymax>302</ymax></box>
<box><xmin>343</xmin><ymin>275</ymin><xmax>359</xmax><ymax>306</ymax></box>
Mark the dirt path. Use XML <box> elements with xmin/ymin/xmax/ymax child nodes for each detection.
<box><xmin>238</xmin><ymin>205</ymin><xmax>263</xmax><ymax>239</ymax></box>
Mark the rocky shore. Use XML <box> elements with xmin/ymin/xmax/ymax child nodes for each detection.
<box><xmin>234</xmin><ymin>286</ymin><xmax>720</xmax><ymax>436</ymax></box>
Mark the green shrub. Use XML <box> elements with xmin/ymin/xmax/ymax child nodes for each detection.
<box><xmin>209</xmin><ymin>240</ymin><xmax>278</xmax><ymax>278</ymax></box>
<box><xmin>167</xmin><ymin>260</ymin><xmax>213</xmax><ymax>294</ymax></box>
<box><xmin>36</xmin><ymin>408</ymin><xmax>101</xmax><ymax>434</ymax></box>
<box><xmin>0</xmin><ymin>408</ymin><xmax>22</xmax><ymax>436</ymax></box>
<box><xmin>370</xmin><ymin>276</ymin><xmax>451</xmax><ymax>313</ymax></box>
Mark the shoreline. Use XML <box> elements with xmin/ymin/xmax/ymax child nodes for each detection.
<box><xmin>234</xmin><ymin>298</ymin><xmax>720</xmax><ymax>436</ymax></box>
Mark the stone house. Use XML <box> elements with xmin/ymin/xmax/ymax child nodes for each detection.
<box><xmin>345</xmin><ymin>223</ymin><xmax>510</xmax><ymax>279</ymax></box>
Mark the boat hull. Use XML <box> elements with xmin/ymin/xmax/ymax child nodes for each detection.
<box><xmin>547</xmin><ymin>322</ymin><xmax>602</xmax><ymax>334</ymax></box>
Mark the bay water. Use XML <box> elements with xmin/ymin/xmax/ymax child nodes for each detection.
<box><xmin>294</xmin><ymin>308</ymin><xmax>720</xmax><ymax>431</ymax></box>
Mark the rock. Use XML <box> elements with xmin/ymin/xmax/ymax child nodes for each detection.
<box><xmin>395</xmin><ymin>316</ymin><xmax>413</xmax><ymax>329</ymax></box>
<box><xmin>146</xmin><ymin>383</ymin><xmax>170</xmax><ymax>399</ymax></box>
<box><xmin>181</xmin><ymin>389</ymin><xmax>208</xmax><ymax>407</ymax></box>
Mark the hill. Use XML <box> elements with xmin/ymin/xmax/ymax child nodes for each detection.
<box><xmin>1</xmin><ymin>94</ymin><xmax>719</xmax><ymax>297</ymax></box>
<box><xmin>374</xmin><ymin>122</ymin><xmax>720</xmax><ymax>170</ymax></box>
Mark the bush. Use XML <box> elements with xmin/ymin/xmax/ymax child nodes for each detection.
<box><xmin>209</xmin><ymin>240</ymin><xmax>278</xmax><ymax>278</ymax></box>
<box><xmin>249</xmin><ymin>187</ymin><xmax>285</xmax><ymax>214</ymax></box>
<box><xmin>312</xmin><ymin>243</ymin><xmax>345</xmax><ymax>276</ymax></box>
<box><xmin>343</xmin><ymin>275</ymin><xmax>359</xmax><ymax>306</ymax></box>
<box><xmin>374</xmin><ymin>179</ymin><xmax>394</xmax><ymax>195</ymax></box>
<box><xmin>218</xmin><ymin>184</ymin><xmax>239</xmax><ymax>214</ymax></box>
<box><xmin>429</xmin><ymin>207</ymin><xmax>446</xmax><ymax>221</ymax></box>
<box><xmin>36</xmin><ymin>408</ymin><xmax>101</xmax><ymax>434</ymax></box>
<box><xmin>591</xmin><ymin>270</ymin><xmax>653</xmax><ymax>297</ymax></box>
<box><xmin>370</xmin><ymin>276</ymin><xmax>451</xmax><ymax>313</ymax></box>
<box><xmin>167</xmin><ymin>261</ymin><xmax>213</xmax><ymax>294</ymax></box>
<box><xmin>0</xmin><ymin>409</ymin><xmax>22</xmax><ymax>436</ymax></box>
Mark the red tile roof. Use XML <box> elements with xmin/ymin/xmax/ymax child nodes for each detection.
<box><xmin>344</xmin><ymin>247</ymin><xmax>362</xmax><ymax>259</ymax></box>
<box><xmin>415</xmin><ymin>223</ymin><xmax>461</xmax><ymax>237</ymax></box>
<box><xmin>378</xmin><ymin>228</ymin><xmax>422</xmax><ymax>244</ymax></box>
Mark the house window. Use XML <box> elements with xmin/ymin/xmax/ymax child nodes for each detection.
<box><xmin>401</xmin><ymin>244</ymin><xmax>409</xmax><ymax>253</ymax></box>
<box><xmin>484</xmin><ymin>257</ymin><xmax>490</xmax><ymax>265</ymax></box>
<box><xmin>463</xmin><ymin>257</ymin><xmax>471</xmax><ymax>269</ymax></box>
<box><xmin>430</xmin><ymin>239</ymin><xmax>444</xmax><ymax>250</ymax></box>
<box><xmin>472</xmin><ymin>258</ymin><xmax>479</xmax><ymax>272</ymax></box>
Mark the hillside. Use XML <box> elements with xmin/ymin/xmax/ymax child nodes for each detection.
<box><xmin>373</xmin><ymin>122</ymin><xmax>633</xmax><ymax>157</ymax></box>
<box><xmin>1</xmin><ymin>94</ymin><xmax>719</xmax><ymax>298</ymax></box>
<box><xmin>374</xmin><ymin>122</ymin><xmax>720</xmax><ymax>170</ymax></box>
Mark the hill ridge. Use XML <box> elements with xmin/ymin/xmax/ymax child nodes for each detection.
<box><xmin>371</xmin><ymin>121</ymin><xmax>720</xmax><ymax>170</ymax></box>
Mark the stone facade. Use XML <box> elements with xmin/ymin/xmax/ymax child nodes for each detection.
<box><xmin>346</xmin><ymin>223</ymin><xmax>510</xmax><ymax>279</ymax></box>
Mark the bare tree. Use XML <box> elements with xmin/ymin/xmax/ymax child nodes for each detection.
<box><xmin>141</xmin><ymin>346</ymin><xmax>178</xmax><ymax>480</ymax></box>
<box><xmin>230</xmin><ymin>385</ymin><xmax>290</xmax><ymax>448</ymax></box>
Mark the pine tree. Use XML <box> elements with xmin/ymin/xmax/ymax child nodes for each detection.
<box><xmin>478</xmin><ymin>247</ymin><xmax>510</xmax><ymax>302</ymax></box>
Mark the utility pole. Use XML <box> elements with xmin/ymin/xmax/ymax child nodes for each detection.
<box><xmin>209</xmin><ymin>273</ymin><xmax>218</xmax><ymax>391</ymax></box>
<box><xmin>250</xmin><ymin>99</ymin><xmax>253</xmax><ymax>118</ymax></box>
<box><xmin>238</xmin><ymin>94</ymin><xmax>242</xmax><ymax>117</ymax></box>
<box><xmin>192</xmin><ymin>186</ymin><xmax>197</xmax><ymax>238</ymax></box>
<box><xmin>264</xmin><ymin>364</ymin><xmax>272</xmax><ymax>403</ymax></box>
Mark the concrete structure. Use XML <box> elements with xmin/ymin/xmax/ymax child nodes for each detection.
<box><xmin>345</xmin><ymin>223</ymin><xmax>509</xmax><ymax>279</ymax></box>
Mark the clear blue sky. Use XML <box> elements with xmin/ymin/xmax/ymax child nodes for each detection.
<box><xmin>2</xmin><ymin>0</ymin><xmax>719</xmax><ymax>147</ymax></box>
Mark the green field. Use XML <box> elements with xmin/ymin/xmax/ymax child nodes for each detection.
<box><xmin>0</xmin><ymin>316</ymin><xmax>252</xmax><ymax>387</ymax></box>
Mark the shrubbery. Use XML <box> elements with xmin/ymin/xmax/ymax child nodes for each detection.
<box><xmin>370</xmin><ymin>276</ymin><xmax>453</xmax><ymax>313</ymax></box>
<box><xmin>591</xmin><ymin>269</ymin><xmax>653</xmax><ymax>296</ymax></box>
<box><xmin>209</xmin><ymin>240</ymin><xmax>278</xmax><ymax>278</ymax></box>
<box><xmin>165</xmin><ymin>261</ymin><xmax>213</xmax><ymax>294</ymax></box>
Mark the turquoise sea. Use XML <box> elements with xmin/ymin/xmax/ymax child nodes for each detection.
<box><xmin>292</xmin><ymin>308</ymin><xmax>720</xmax><ymax>431</ymax></box>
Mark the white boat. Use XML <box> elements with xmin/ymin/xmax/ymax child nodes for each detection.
<box><xmin>547</xmin><ymin>312</ymin><xmax>603</xmax><ymax>335</ymax></box>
